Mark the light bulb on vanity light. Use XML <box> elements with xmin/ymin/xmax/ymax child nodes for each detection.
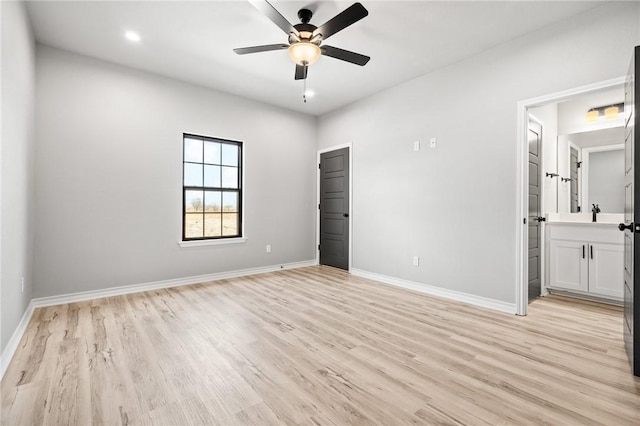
<box><xmin>604</xmin><ymin>105</ymin><xmax>619</xmax><ymax>120</ymax></box>
<box><xmin>586</xmin><ymin>109</ymin><xmax>599</xmax><ymax>122</ymax></box>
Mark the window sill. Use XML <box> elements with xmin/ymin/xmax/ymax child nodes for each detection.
<box><xmin>178</xmin><ymin>237</ymin><xmax>247</xmax><ymax>248</ymax></box>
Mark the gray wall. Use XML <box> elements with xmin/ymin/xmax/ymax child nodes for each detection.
<box><xmin>317</xmin><ymin>2</ymin><xmax>639</xmax><ymax>304</ymax></box>
<box><xmin>34</xmin><ymin>46</ymin><xmax>317</xmax><ymax>298</ymax></box>
<box><xmin>1</xmin><ymin>1</ymin><xmax>36</xmax><ymax>353</ymax></box>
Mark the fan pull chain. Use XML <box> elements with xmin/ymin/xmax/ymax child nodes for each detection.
<box><xmin>303</xmin><ymin>77</ymin><xmax>307</xmax><ymax>103</ymax></box>
<box><xmin>302</xmin><ymin>64</ymin><xmax>308</xmax><ymax>103</ymax></box>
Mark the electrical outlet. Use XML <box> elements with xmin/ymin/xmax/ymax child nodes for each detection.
<box><xmin>430</xmin><ymin>138</ymin><xmax>437</xmax><ymax>148</ymax></box>
<box><xmin>413</xmin><ymin>141</ymin><xmax>420</xmax><ymax>151</ymax></box>
<box><xmin>21</xmin><ymin>277</ymin><xmax>24</xmax><ymax>293</ymax></box>
<box><xmin>412</xmin><ymin>256</ymin><xmax>420</xmax><ymax>267</ymax></box>
<box><xmin>266</xmin><ymin>244</ymin><xmax>271</xmax><ymax>253</ymax></box>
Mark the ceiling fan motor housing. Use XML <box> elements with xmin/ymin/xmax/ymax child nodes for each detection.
<box><xmin>289</xmin><ymin>22</ymin><xmax>320</xmax><ymax>45</ymax></box>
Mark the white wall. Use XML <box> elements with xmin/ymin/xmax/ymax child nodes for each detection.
<box><xmin>34</xmin><ymin>46</ymin><xmax>317</xmax><ymax>298</ymax></box>
<box><xmin>317</xmin><ymin>2</ymin><xmax>639</xmax><ymax>304</ymax></box>
<box><xmin>1</xmin><ymin>1</ymin><xmax>36</xmax><ymax>353</ymax></box>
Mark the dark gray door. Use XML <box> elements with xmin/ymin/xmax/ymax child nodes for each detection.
<box><xmin>528</xmin><ymin>119</ymin><xmax>542</xmax><ymax>302</ymax></box>
<box><xmin>319</xmin><ymin>148</ymin><xmax>349</xmax><ymax>270</ymax></box>
<box><xmin>620</xmin><ymin>45</ymin><xmax>640</xmax><ymax>376</ymax></box>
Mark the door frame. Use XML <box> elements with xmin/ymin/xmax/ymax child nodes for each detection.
<box><xmin>516</xmin><ymin>76</ymin><xmax>625</xmax><ymax>315</ymax></box>
<box><xmin>317</xmin><ymin>143</ymin><xmax>353</xmax><ymax>271</ymax></box>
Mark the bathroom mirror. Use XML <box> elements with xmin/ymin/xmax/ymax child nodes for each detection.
<box><xmin>556</xmin><ymin>126</ymin><xmax>624</xmax><ymax>214</ymax></box>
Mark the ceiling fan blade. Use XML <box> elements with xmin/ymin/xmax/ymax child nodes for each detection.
<box><xmin>320</xmin><ymin>45</ymin><xmax>370</xmax><ymax>66</ymax></box>
<box><xmin>294</xmin><ymin>64</ymin><xmax>308</xmax><ymax>80</ymax></box>
<box><xmin>233</xmin><ymin>44</ymin><xmax>289</xmax><ymax>55</ymax></box>
<box><xmin>312</xmin><ymin>3</ymin><xmax>368</xmax><ymax>41</ymax></box>
<box><xmin>249</xmin><ymin>0</ymin><xmax>299</xmax><ymax>36</ymax></box>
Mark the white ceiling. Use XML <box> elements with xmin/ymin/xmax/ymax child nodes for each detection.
<box><xmin>26</xmin><ymin>0</ymin><xmax>609</xmax><ymax>116</ymax></box>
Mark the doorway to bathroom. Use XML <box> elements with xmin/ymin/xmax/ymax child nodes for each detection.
<box><xmin>516</xmin><ymin>77</ymin><xmax>626</xmax><ymax>316</ymax></box>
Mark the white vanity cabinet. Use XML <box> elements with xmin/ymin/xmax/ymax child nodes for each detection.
<box><xmin>547</xmin><ymin>223</ymin><xmax>623</xmax><ymax>300</ymax></box>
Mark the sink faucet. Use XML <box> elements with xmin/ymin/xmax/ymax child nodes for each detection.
<box><xmin>592</xmin><ymin>204</ymin><xmax>601</xmax><ymax>222</ymax></box>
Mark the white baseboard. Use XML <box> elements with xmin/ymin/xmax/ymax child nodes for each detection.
<box><xmin>31</xmin><ymin>260</ymin><xmax>317</xmax><ymax>309</ymax></box>
<box><xmin>1</xmin><ymin>259</ymin><xmax>317</xmax><ymax>380</ymax></box>
<box><xmin>351</xmin><ymin>268</ymin><xmax>517</xmax><ymax>315</ymax></box>
<box><xmin>1</xmin><ymin>300</ymin><xmax>36</xmax><ymax>380</ymax></box>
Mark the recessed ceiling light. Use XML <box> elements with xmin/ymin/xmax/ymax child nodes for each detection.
<box><xmin>124</xmin><ymin>31</ymin><xmax>141</xmax><ymax>42</ymax></box>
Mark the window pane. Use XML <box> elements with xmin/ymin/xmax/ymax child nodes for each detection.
<box><xmin>185</xmin><ymin>213</ymin><xmax>204</xmax><ymax>238</ymax></box>
<box><xmin>184</xmin><ymin>163</ymin><xmax>203</xmax><ymax>186</ymax></box>
<box><xmin>204</xmin><ymin>213</ymin><xmax>222</xmax><ymax>237</ymax></box>
<box><xmin>222</xmin><ymin>213</ymin><xmax>238</xmax><ymax>236</ymax></box>
<box><xmin>205</xmin><ymin>191</ymin><xmax>221</xmax><ymax>212</ymax></box>
<box><xmin>184</xmin><ymin>138</ymin><xmax>203</xmax><ymax>163</ymax></box>
<box><xmin>223</xmin><ymin>192</ymin><xmax>238</xmax><ymax>212</ymax></box>
<box><xmin>185</xmin><ymin>190</ymin><xmax>204</xmax><ymax>212</ymax></box>
<box><xmin>204</xmin><ymin>165</ymin><xmax>221</xmax><ymax>187</ymax></box>
<box><xmin>204</xmin><ymin>142</ymin><xmax>221</xmax><ymax>164</ymax></box>
<box><xmin>221</xmin><ymin>144</ymin><xmax>238</xmax><ymax>166</ymax></box>
<box><xmin>221</xmin><ymin>166</ymin><xmax>238</xmax><ymax>188</ymax></box>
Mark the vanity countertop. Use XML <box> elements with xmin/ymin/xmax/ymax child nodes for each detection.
<box><xmin>545</xmin><ymin>212</ymin><xmax>623</xmax><ymax>225</ymax></box>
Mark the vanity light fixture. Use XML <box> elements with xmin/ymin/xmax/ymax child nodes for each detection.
<box><xmin>586</xmin><ymin>102</ymin><xmax>623</xmax><ymax>122</ymax></box>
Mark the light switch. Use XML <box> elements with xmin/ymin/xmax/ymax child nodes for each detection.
<box><xmin>413</xmin><ymin>141</ymin><xmax>420</xmax><ymax>151</ymax></box>
<box><xmin>430</xmin><ymin>138</ymin><xmax>437</xmax><ymax>148</ymax></box>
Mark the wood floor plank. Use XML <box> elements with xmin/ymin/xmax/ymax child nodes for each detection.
<box><xmin>2</xmin><ymin>266</ymin><xmax>639</xmax><ymax>425</ymax></box>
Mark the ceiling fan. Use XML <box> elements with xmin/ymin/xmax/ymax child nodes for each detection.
<box><xmin>234</xmin><ymin>0</ymin><xmax>370</xmax><ymax>81</ymax></box>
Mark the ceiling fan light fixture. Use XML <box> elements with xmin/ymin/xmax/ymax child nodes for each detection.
<box><xmin>288</xmin><ymin>42</ymin><xmax>321</xmax><ymax>66</ymax></box>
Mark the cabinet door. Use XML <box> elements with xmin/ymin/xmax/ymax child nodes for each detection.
<box><xmin>549</xmin><ymin>240</ymin><xmax>588</xmax><ymax>292</ymax></box>
<box><xmin>589</xmin><ymin>243</ymin><xmax>624</xmax><ymax>299</ymax></box>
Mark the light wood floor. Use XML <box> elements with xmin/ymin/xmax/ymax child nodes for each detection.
<box><xmin>2</xmin><ymin>266</ymin><xmax>639</xmax><ymax>425</ymax></box>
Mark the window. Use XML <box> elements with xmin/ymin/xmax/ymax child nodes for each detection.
<box><xmin>182</xmin><ymin>134</ymin><xmax>242</xmax><ymax>241</ymax></box>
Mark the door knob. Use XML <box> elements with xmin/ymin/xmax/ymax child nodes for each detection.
<box><xmin>618</xmin><ymin>222</ymin><xmax>634</xmax><ymax>231</ymax></box>
<box><xmin>536</xmin><ymin>217</ymin><xmax>546</xmax><ymax>222</ymax></box>
<box><xmin>343</xmin><ymin>213</ymin><xmax>349</xmax><ymax>218</ymax></box>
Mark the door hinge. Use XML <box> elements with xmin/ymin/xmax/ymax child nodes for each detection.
<box><xmin>577</xmin><ymin>161</ymin><xmax>582</xmax><ymax>168</ymax></box>
<box><xmin>318</xmin><ymin>244</ymin><xmax>320</xmax><ymax>250</ymax></box>
<box><xmin>318</xmin><ymin>163</ymin><xmax>321</xmax><ymax>169</ymax></box>
<box><xmin>318</xmin><ymin>203</ymin><xmax>320</xmax><ymax>210</ymax></box>
<box><xmin>523</xmin><ymin>218</ymin><xmax>527</xmax><ymax>224</ymax></box>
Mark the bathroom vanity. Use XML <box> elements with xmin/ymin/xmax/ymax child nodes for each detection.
<box><xmin>545</xmin><ymin>213</ymin><xmax>623</xmax><ymax>302</ymax></box>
